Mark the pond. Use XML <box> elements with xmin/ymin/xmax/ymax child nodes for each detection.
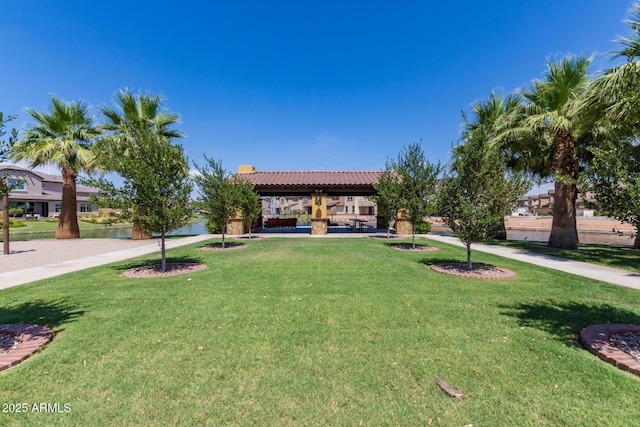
<box><xmin>4</xmin><ymin>221</ymin><xmax>209</xmax><ymax>242</ymax></box>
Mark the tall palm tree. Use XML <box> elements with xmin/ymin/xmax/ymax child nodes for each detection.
<box><xmin>585</xmin><ymin>3</ymin><xmax>640</xmax><ymax>132</ymax></box>
<box><xmin>500</xmin><ymin>56</ymin><xmax>593</xmax><ymax>249</ymax></box>
<box><xmin>97</xmin><ymin>90</ymin><xmax>184</xmax><ymax>240</ymax></box>
<box><xmin>11</xmin><ymin>96</ymin><xmax>98</xmax><ymax>239</ymax></box>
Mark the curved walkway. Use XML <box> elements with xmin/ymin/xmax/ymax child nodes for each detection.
<box><xmin>423</xmin><ymin>234</ymin><xmax>640</xmax><ymax>290</ymax></box>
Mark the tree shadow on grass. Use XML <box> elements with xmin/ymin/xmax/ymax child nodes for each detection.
<box><xmin>110</xmin><ymin>254</ymin><xmax>206</xmax><ymax>273</ymax></box>
<box><xmin>499</xmin><ymin>300</ymin><xmax>640</xmax><ymax>348</ymax></box>
<box><xmin>0</xmin><ymin>299</ymin><xmax>84</xmax><ymax>332</ymax></box>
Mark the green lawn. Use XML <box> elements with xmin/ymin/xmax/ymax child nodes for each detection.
<box><xmin>6</xmin><ymin>219</ymin><xmax>132</xmax><ymax>234</ymax></box>
<box><xmin>488</xmin><ymin>239</ymin><xmax>640</xmax><ymax>273</ymax></box>
<box><xmin>1</xmin><ymin>237</ymin><xmax>639</xmax><ymax>426</ymax></box>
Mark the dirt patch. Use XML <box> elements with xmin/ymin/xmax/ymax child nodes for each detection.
<box><xmin>390</xmin><ymin>243</ymin><xmax>439</xmax><ymax>252</ymax></box>
<box><xmin>122</xmin><ymin>263</ymin><xmax>207</xmax><ymax>278</ymax></box>
<box><xmin>200</xmin><ymin>242</ymin><xmax>248</xmax><ymax>251</ymax></box>
<box><xmin>430</xmin><ymin>263</ymin><xmax>516</xmax><ymax>279</ymax></box>
<box><xmin>233</xmin><ymin>236</ymin><xmax>264</xmax><ymax>240</ymax></box>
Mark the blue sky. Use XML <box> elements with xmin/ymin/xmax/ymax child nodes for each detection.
<box><xmin>0</xmin><ymin>0</ymin><xmax>634</xmax><ymax>180</ymax></box>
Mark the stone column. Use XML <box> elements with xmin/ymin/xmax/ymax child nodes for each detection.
<box><xmin>226</xmin><ymin>217</ymin><xmax>245</xmax><ymax>235</ymax></box>
<box><xmin>311</xmin><ymin>192</ymin><xmax>328</xmax><ymax>235</ymax></box>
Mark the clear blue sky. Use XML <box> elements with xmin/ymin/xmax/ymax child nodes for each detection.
<box><xmin>0</xmin><ymin>0</ymin><xmax>634</xmax><ymax>175</ymax></box>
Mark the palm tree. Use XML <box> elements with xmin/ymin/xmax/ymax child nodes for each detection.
<box><xmin>11</xmin><ymin>96</ymin><xmax>98</xmax><ymax>239</ymax></box>
<box><xmin>97</xmin><ymin>90</ymin><xmax>184</xmax><ymax>240</ymax></box>
<box><xmin>585</xmin><ymin>3</ymin><xmax>640</xmax><ymax>132</ymax></box>
<box><xmin>500</xmin><ymin>56</ymin><xmax>593</xmax><ymax>249</ymax></box>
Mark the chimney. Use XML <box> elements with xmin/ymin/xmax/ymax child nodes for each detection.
<box><xmin>238</xmin><ymin>165</ymin><xmax>255</xmax><ymax>174</ymax></box>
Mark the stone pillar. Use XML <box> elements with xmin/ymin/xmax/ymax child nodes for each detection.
<box><xmin>226</xmin><ymin>217</ymin><xmax>245</xmax><ymax>235</ymax></box>
<box><xmin>311</xmin><ymin>218</ymin><xmax>328</xmax><ymax>235</ymax></box>
<box><xmin>311</xmin><ymin>192</ymin><xmax>328</xmax><ymax>235</ymax></box>
<box><xmin>395</xmin><ymin>219</ymin><xmax>412</xmax><ymax>235</ymax></box>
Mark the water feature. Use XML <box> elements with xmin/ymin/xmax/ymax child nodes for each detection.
<box><xmin>3</xmin><ymin>221</ymin><xmax>208</xmax><ymax>242</ymax></box>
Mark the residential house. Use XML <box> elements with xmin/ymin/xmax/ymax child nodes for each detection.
<box><xmin>0</xmin><ymin>164</ymin><xmax>99</xmax><ymax>218</ymax></box>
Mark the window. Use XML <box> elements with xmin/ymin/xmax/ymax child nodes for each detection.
<box><xmin>8</xmin><ymin>179</ymin><xmax>25</xmax><ymax>190</ymax></box>
<box><xmin>55</xmin><ymin>202</ymin><xmax>61</xmax><ymax>213</ymax></box>
<box><xmin>80</xmin><ymin>203</ymin><xmax>92</xmax><ymax>213</ymax></box>
<box><xmin>352</xmin><ymin>206</ymin><xmax>355</xmax><ymax>213</ymax></box>
<box><xmin>347</xmin><ymin>196</ymin><xmax>353</xmax><ymax>201</ymax></box>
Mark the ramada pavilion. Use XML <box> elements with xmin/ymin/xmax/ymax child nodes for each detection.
<box><xmin>231</xmin><ymin>165</ymin><xmax>412</xmax><ymax>235</ymax></box>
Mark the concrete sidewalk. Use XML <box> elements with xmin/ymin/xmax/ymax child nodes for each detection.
<box><xmin>0</xmin><ymin>234</ymin><xmax>215</xmax><ymax>290</ymax></box>
<box><xmin>423</xmin><ymin>234</ymin><xmax>640</xmax><ymax>290</ymax></box>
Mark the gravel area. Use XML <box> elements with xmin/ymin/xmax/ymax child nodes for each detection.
<box><xmin>610</xmin><ymin>331</ymin><xmax>640</xmax><ymax>361</ymax></box>
<box><xmin>0</xmin><ymin>238</ymin><xmax>162</xmax><ymax>274</ymax></box>
<box><xmin>0</xmin><ymin>333</ymin><xmax>21</xmax><ymax>355</ymax></box>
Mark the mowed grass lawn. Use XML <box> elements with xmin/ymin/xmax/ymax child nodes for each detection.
<box><xmin>1</xmin><ymin>237</ymin><xmax>640</xmax><ymax>426</ymax></box>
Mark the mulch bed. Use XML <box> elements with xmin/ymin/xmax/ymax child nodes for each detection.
<box><xmin>122</xmin><ymin>263</ymin><xmax>207</xmax><ymax>278</ymax></box>
<box><xmin>199</xmin><ymin>242</ymin><xmax>248</xmax><ymax>251</ymax></box>
<box><xmin>0</xmin><ymin>324</ymin><xmax>53</xmax><ymax>372</ymax></box>
<box><xmin>430</xmin><ymin>263</ymin><xmax>516</xmax><ymax>279</ymax></box>
<box><xmin>390</xmin><ymin>243</ymin><xmax>439</xmax><ymax>252</ymax></box>
<box><xmin>580</xmin><ymin>324</ymin><xmax>640</xmax><ymax>377</ymax></box>
<box><xmin>0</xmin><ymin>333</ymin><xmax>21</xmax><ymax>355</ymax></box>
<box><xmin>233</xmin><ymin>236</ymin><xmax>264</xmax><ymax>240</ymax></box>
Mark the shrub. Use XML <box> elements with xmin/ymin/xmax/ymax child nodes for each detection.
<box><xmin>414</xmin><ymin>221</ymin><xmax>431</xmax><ymax>234</ymax></box>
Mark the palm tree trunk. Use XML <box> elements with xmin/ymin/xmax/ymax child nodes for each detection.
<box><xmin>548</xmin><ymin>131</ymin><xmax>579</xmax><ymax>250</ymax></box>
<box><xmin>56</xmin><ymin>168</ymin><xmax>80</xmax><ymax>239</ymax></box>
<box><xmin>131</xmin><ymin>222</ymin><xmax>152</xmax><ymax>240</ymax></box>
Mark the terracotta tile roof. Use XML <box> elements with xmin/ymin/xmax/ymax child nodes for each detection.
<box><xmin>241</xmin><ymin>171</ymin><xmax>383</xmax><ymax>187</ymax></box>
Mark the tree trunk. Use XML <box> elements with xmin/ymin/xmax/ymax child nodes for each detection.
<box><xmin>3</xmin><ymin>195</ymin><xmax>9</xmax><ymax>255</ymax></box>
<box><xmin>548</xmin><ymin>131</ymin><xmax>579</xmax><ymax>250</ymax></box>
<box><xmin>412</xmin><ymin>228</ymin><xmax>416</xmax><ymax>249</ymax></box>
<box><xmin>466</xmin><ymin>241</ymin><xmax>473</xmax><ymax>271</ymax></box>
<box><xmin>131</xmin><ymin>222</ymin><xmax>152</xmax><ymax>240</ymax></box>
<box><xmin>221</xmin><ymin>232</ymin><xmax>226</xmax><ymax>249</ymax></box>
<box><xmin>492</xmin><ymin>218</ymin><xmax>507</xmax><ymax>240</ymax></box>
<box><xmin>56</xmin><ymin>168</ymin><xmax>80</xmax><ymax>239</ymax></box>
<box><xmin>161</xmin><ymin>230</ymin><xmax>167</xmax><ymax>272</ymax></box>
<box><xmin>633</xmin><ymin>231</ymin><xmax>640</xmax><ymax>250</ymax></box>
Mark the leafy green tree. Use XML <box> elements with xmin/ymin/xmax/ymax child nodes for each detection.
<box><xmin>440</xmin><ymin>98</ymin><xmax>530</xmax><ymax>269</ymax></box>
<box><xmin>193</xmin><ymin>156</ymin><xmax>239</xmax><ymax>248</ymax></box>
<box><xmin>86</xmin><ymin>133</ymin><xmax>193</xmax><ymax>271</ymax></box>
<box><xmin>392</xmin><ymin>141</ymin><xmax>440</xmax><ymax>248</ymax></box>
<box><xmin>499</xmin><ymin>56</ymin><xmax>594</xmax><ymax>249</ymax></box>
<box><xmin>96</xmin><ymin>90</ymin><xmax>185</xmax><ymax>240</ymax></box>
<box><xmin>584</xmin><ymin>139</ymin><xmax>640</xmax><ymax>249</ymax></box>
<box><xmin>235</xmin><ymin>176</ymin><xmax>261</xmax><ymax>239</ymax></box>
<box><xmin>372</xmin><ymin>163</ymin><xmax>402</xmax><ymax>238</ymax></box>
<box><xmin>11</xmin><ymin>96</ymin><xmax>99</xmax><ymax>239</ymax></box>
